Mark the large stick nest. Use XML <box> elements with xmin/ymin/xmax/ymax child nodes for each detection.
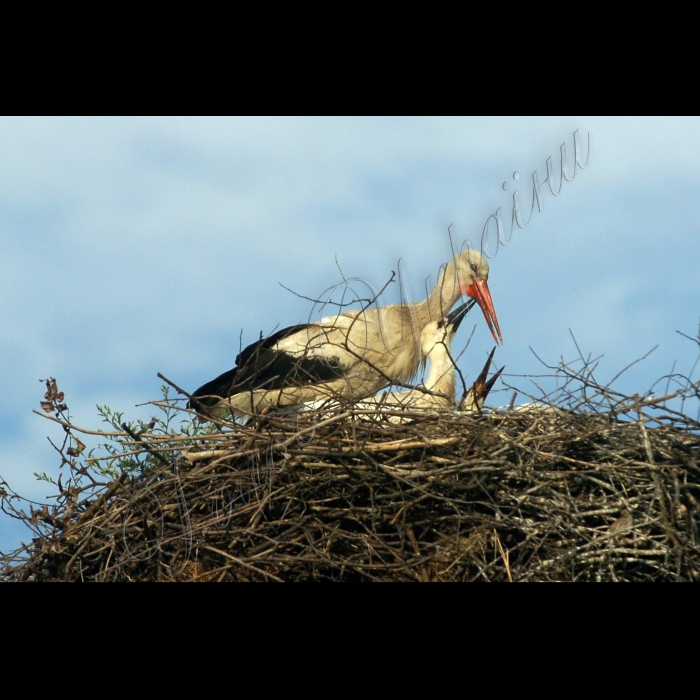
<box><xmin>3</xmin><ymin>390</ymin><xmax>700</xmax><ymax>581</ymax></box>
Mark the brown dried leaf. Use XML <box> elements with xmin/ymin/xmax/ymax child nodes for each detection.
<box><xmin>40</xmin><ymin>401</ymin><xmax>54</xmax><ymax>412</ymax></box>
<box><xmin>44</xmin><ymin>378</ymin><xmax>58</xmax><ymax>401</ymax></box>
<box><xmin>66</xmin><ymin>438</ymin><xmax>86</xmax><ymax>457</ymax></box>
<box><xmin>57</xmin><ymin>392</ymin><xmax>65</xmax><ymax>402</ymax></box>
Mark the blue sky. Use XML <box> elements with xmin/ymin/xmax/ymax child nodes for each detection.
<box><xmin>2</xmin><ymin>116</ymin><xmax>700</xmax><ymax>552</ymax></box>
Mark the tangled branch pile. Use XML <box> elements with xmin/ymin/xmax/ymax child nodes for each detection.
<box><xmin>3</xmin><ymin>369</ymin><xmax>700</xmax><ymax>581</ymax></box>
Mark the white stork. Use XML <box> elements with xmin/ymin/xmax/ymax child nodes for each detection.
<box><xmin>189</xmin><ymin>248</ymin><xmax>502</xmax><ymax>420</ymax></box>
<box><xmin>459</xmin><ymin>347</ymin><xmax>505</xmax><ymax>413</ymax></box>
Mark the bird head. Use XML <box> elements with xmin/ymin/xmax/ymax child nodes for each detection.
<box><xmin>454</xmin><ymin>249</ymin><xmax>503</xmax><ymax>346</ymax></box>
<box><xmin>460</xmin><ymin>347</ymin><xmax>505</xmax><ymax>412</ymax></box>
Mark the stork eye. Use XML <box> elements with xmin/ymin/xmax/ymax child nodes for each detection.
<box><xmin>469</xmin><ymin>262</ymin><xmax>478</xmax><ymax>274</ymax></box>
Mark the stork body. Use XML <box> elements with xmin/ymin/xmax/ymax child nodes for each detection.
<box><xmin>190</xmin><ymin>249</ymin><xmax>502</xmax><ymax>421</ymax></box>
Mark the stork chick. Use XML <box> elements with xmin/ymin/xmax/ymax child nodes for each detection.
<box><xmin>378</xmin><ymin>300</ymin><xmax>474</xmax><ymax>412</ymax></box>
<box><xmin>306</xmin><ymin>302</ymin><xmax>504</xmax><ymax>423</ymax></box>
<box><xmin>459</xmin><ymin>347</ymin><xmax>505</xmax><ymax>413</ymax></box>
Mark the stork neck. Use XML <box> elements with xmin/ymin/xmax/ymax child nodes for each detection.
<box><xmin>398</xmin><ymin>261</ymin><xmax>463</xmax><ymax>352</ymax></box>
<box><xmin>424</xmin><ymin>260</ymin><xmax>463</xmax><ymax>323</ymax></box>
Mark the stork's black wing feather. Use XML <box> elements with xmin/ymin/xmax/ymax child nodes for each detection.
<box><xmin>234</xmin><ymin>324</ymin><xmax>312</xmax><ymax>366</ymax></box>
<box><xmin>189</xmin><ymin>366</ymin><xmax>241</xmax><ymax>411</ymax></box>
<box><xmin>189</xmin><ymin>323</ymin><xmax>346</xmax><ymax>413</ymax></box>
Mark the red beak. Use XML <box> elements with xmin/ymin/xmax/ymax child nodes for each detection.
<box><xmin>463</xmin><ymin>279</ymin><xmax>503</xmax><ymax>345</ymax></box>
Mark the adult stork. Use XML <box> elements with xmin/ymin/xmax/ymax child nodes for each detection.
<box><xmin>189</xmin><ymin>248</ymin><xmax>502</xmax><ymax>421</ymax></box>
